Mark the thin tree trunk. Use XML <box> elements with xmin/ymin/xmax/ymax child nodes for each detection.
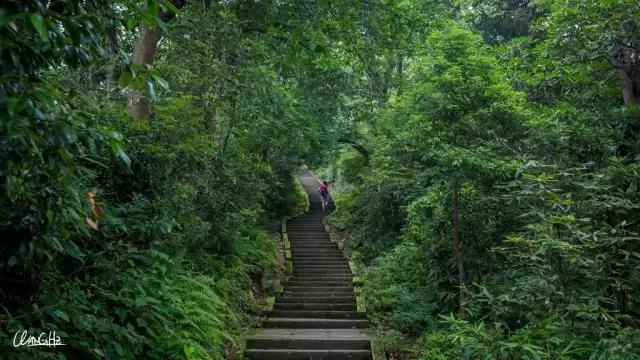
<box><xmin>126</xmin><ymin>0</ymin><xmax>187</xmax><ymax>120</ymax></box>
<box><xmin>396</xmin><ymin>56</ymin><xmax>403</xmax><ymax>96</ymax></box>
<box><xmin>616</xmin><ymin>43</ymin><xmax>640</xmax><ymax>158</ymax></box>
<box><xmin>220</xmin><ymin>122</ymin><xmax>233</xmax><ymax>154</ymax></box>
<box><xmin>127</xmin><ymin>24</ymin><xmax>161</xmax><ymax>120</ymax></box>
<box><xmin>451</xmin><ymin>178</ymin><xmax>466</xmax><ymax>313</ymax></box>
<box><xmin>620</xmin><ymin>45</ymin><xmax>640</xmax><ymax>105</ymax></box>
<box><xmin>105</xmin><ymin>23</ymin><xmax>118</xmax><ymax>91</ymax></box>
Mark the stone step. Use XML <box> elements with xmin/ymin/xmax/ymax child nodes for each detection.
<box><xmin>291</xmin><ymin>259</ymin><xmax>346</xmax><ymax>263</ymax></box>
<box><xmin>290</xmin><ymin>246</ymin><xmax>337</xmax><ymax>249</ymax></box>
<box><xmin>292</xmin><ymin>240</ymin><xmax>331</xmax><ymax>242</ymax></box>
<box><xmin>276</xmin><ymin>296</ymin><xmax>356</xmax><ymax>303</ymax></box>
<box><xmin>290</xmin><ymin>249</ymin><xmax>338</xmax><ymax>252</ymax></box>
<box><xmin>289</xmin><ymin>237</ymin><xmax>332</xmax><ymax>241</ymax></box>
<box><xmin>293</xmin><ymin>262</ymin><xmax>349</xmax><ymax>266</ymax></box>
<box><xmin>292</xmin><ymin>272</ymin><xmax>353</xmax><ymax>278</ymax></box>
<box><xmin>278</xmin><ymin>289</ymin><xmax>356</xmax><ymax>295</ymax></box>
<box><xmin>286</xmin><ymin>280</ymin><xmax>352</xmax><ymax>287</ymax></box>
<box><xmin>288</xmin><ymin>232</ymin><xmax>330</xmax><ymax>236</ymax></box>
<box><xmin>293</xmin><ymin>260</ymin><xmax>349</xmax><ymax>266</ymax></box>
<box><xmin>247</xmin><ymin>334</ymin><xmax>370</xmax><ymax>350</ymax></box>
<box><xmin>292</xmin><ymin>273</ymin><xmax>353</xmax><ymax>278</ymax></box>
<box><xmin>291</xmin><ymin>257</ymin><xmax>349</xmax><ymax>266</ymax></box>
<box><xmin>290</xmin><ymin>240</ymin><xmax>333</xmax><ymax>242</ymax></box>
<box><xmin>293</xmin><ymin>262</ymin><xmax>349</xmax><ymax>267</ymax></box>
<box><xmin>292</xmin><ymin>269</ymin><xmax>351</xmax><ymax>274</ymax></box>
<box><xmin>263</xmin><ymin>318</ymin><xmax>369</xmax><ymax>329</ymax></box>
<box><xmin>288</xmin><ymin>277</ymin><xmax>353</xmax><ymax>282</ymax></box>
<box><xmin>269</xmin><ymin>310</ymin><xmax>366</xmax><ymax>319</ymax></box>
<box><xmin>290</xmin><ymin>245</ymin><xmax>338</xmax><ymax>248</ymax></box>
<box><xmin>292</xmin><ymin>264</ymin><xmax>350</xmax><ymax>268</ymax></box>
<box><xmin>291</xmin><ymin>246</ymin><xmax>335</xmax><ymax>249</ymax></box>
<box><xmin>289</xmin><ymin>238</ymin><xmax>338</xmax><ymax>243</ymax></box>
<box><xmin>283</xmin><ymin>291</ymin><xmax>354</xmax><ymax>298</ymax></box>
<box><xmin>293</xmin><ymin>267</ymin><xmax>351</xmax><ymax>272</ymax></box>
<box><xmin>290</xmin><ymin>241</ymin><xmax>332</xmax><ymax>244</ymax></box>
<box><xmin>290</xmin><ymin>243</ymin><xmax>333</xmax><ymax>246</ymax></box>
<box><xmin>291</xmin><ymin>249</ymin><xmax>339</xmax><ymax>252</ymax></box>
<box><xmin>284</xmin><ymin>286</ymin><xmax>353</xmax><ymax>292</ymax></box>
<box><xmin>286</xmin><ymin>277</ymin><xmax>353</xmax><ymax>281</ymax></box>
<box><xmin>274</xmin><ymin>303</ymin><xmax>356</xmax><ymax>311</ymax></box>
<box><xmin>244</xmin><ymin>349</ymin><xmax>372</xmax><ymax>360</ymax></box>
<box><xmin>290</xmin><ymin>245</ymin><xmax>336</xmax><ymax>248</ymax></box>
<box><xmin>291</xmin><ymin>222</ymin><xmax>327</xmax><ymax>224</ymax></box>
<box><xmin>287</xmin><ymin>277</ymin><xmax>353</xmax><ymax>282</ymax></box>
<box><xmin>291</xmin><ymin>253</ymin><xmax>344</xmax><ymax>257</ymax></box>
<box><xmin>292</xmin><ymin>266</ymin><xmax>351</xmax><ymax>271</ymax></box>
<box><xmin>290</xmin><ymin>252</ymin><xmax>344</xmax><ymax>257</ymax></box>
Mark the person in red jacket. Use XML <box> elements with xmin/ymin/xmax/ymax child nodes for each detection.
<box><xmin>319</xmin><ymin>181</ymin><xmax>330</xmax><ymax>211</ymax></box>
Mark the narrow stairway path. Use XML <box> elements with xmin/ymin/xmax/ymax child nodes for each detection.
<box><xmin>244</xmin><ymin>172</ymin><xmax>372</xmax><ymax>360</ymax></box>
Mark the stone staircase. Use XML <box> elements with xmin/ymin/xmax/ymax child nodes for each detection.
<box><xmin>243</xmin><ymin>173</ymin><xmax>372</xmax><ymax>360</ymax></box>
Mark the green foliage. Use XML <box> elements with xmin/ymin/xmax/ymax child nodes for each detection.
<box><xmin>320</xmin><ymin>2</ymin><xmax>640</xmax><ymax>359</ymax></box>
<box><xmin>363</xmin><ymin>242</ymin><xmax>438</xmax><ymax>335</ymax></box>
<box><xmin>291</xmin><ymin>177</ymin><xmax>310</xmax><ymax>216</ymax></box>
<box><xmin>3</xmin><ymin>0</ymin><xmax>640</xmax><ymax>358</ymax></box>
<box><xmin>1</xmin><ymin>1</ymin><xmax>333</xmax><ymax>358</ymax></box>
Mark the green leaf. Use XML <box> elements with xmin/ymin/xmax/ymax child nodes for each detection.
<box><xmin>30</xmin><ymin>13</ymin><xmax>48</xmax><ymax>41</ymax></box>
<box><xmin>7</xmin><ymin>95</ymin><xmax>27</xmax><ymax>116</ymax></box>
<box><xmin>147</xmin><ymin>81</ymin><xmax>156</xmax><ymax>101</ymax></box>
<box><xmin>151</xmin><ymin>74</ymin><xmax>169</xmax><ymax>90</ymax></box>
<box><xmin>161</xmin><ymin>0</ymin><xmax>180</xmax><ymax>14</ymax></box>
<box><xmin>54</xmin><ymin>310</ymin><xmax>70</xmax><ymax>322</ymax></box>
<box><xmin>109</xmin><ymin>131</ymin><xmax>131</xmax><ymax>166</ymax></box>
<box><xmin>118</xmin><ymin>70</ymin><xmax>133</xmax><ymax>87</ymax></box>
<box><xmin>116</xmin><ymin>148</ymin><xmax>131</xmax><ymax>167</ymax></box>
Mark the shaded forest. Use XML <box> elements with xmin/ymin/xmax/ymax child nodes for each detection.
<box><xmin>1</xmin><ymin>0</ymin><xmax>639</xmax><ymax>359</ymax></box>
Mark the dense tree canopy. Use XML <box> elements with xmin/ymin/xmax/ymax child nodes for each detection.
<box><xmin>1</xmin><ymin>0</ymin><xmax>639</xmax><ymax>359</ymax></box>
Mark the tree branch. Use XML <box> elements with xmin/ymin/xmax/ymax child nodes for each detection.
<box><xmin>338</xmin><ymin>138</ymin><xmax>370</xmax><ymax>158</ymax></box>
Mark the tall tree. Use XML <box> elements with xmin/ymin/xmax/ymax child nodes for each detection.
<box><xmin>127</xmin><ymin>0</ymin><xmax>187</xmax><ymax>119</ymax></box>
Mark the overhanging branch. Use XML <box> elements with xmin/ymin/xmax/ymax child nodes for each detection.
<box><xmin>338</xmin><ymin>138</ymin><xmax>370</xmax><ymax>159</ymax></box>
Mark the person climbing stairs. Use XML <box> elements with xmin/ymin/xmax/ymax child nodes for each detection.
<box><xmin>243</xmin><ymin>172</ymin><xmax>372</xmax><ymax>360</ymax></box>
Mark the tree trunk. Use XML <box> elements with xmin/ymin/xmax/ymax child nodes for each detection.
<box><xmin>219</xmin><ymin>123</ymin><xmax>233</xmax><ymax>154</ymax></box>
<box><xmin>620</xmin><ymin>44</ymin><xmax>640</xmax><ymax>105</ymax></box>
<box><xmin>127</xmin><ymin>24</ymin><xmax>161</xmax><ymax>120</ymax></box>
<box><xmin>396</xmin><ymin>56</ymin><xmax>403</xmax><ymax>95</ymax></box>
<box><xmin>105</xmin><ymin>23</ymin><xmax>118</xmax><ymax>91</ymax></box>
<box><xmin>616</xmin><ymin>43</ymin><xmax>640</xmax><ymax>158</ymax></box>
<box><xmin>451</xmin><ymin>178</ymin><xmax>466</xmax><ymax>313</ymax></box>
<box><xmin>126</xmin><ymin>0</ymin><xmax>187</xmax><ymax>120</ymax></box>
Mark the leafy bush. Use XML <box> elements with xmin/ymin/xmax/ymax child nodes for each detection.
<box><xmin>0</xmin><ymin>3</ymin><xmax>314</xmax><ymax>358</ymax></box>
<box><xmin>322</xmin><ymin>12</ymin><xmax>640</xmax><ymax>360</ymax></box>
